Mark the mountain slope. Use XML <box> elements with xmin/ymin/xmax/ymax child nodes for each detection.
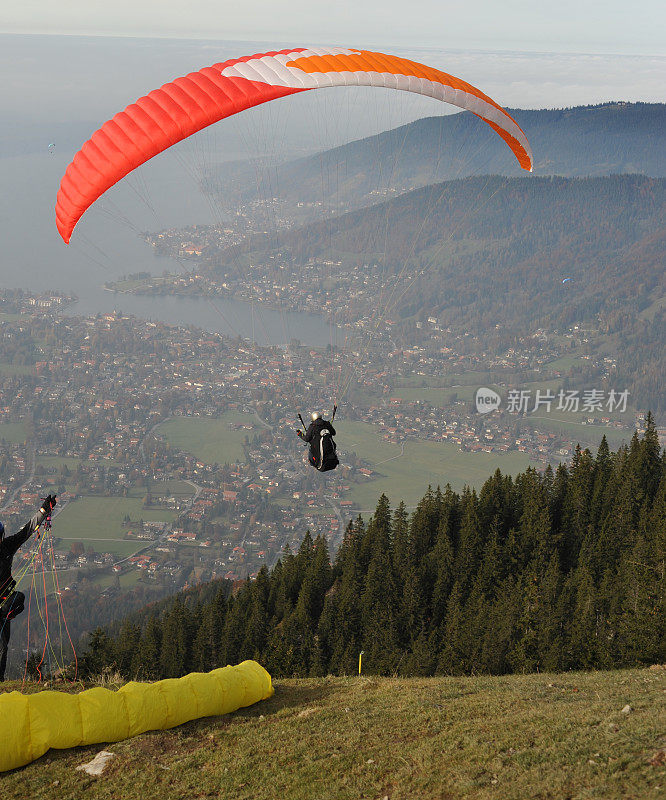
<box><xmin>212</xmin><ymin>173</ymin><xmax>665</xmax><ymax>412</ymax></box>
<box><xmin>219</xmin><ymin>174</ymin><xmax>665</xmax><ymax>334</ymax></box>
<box><xmin>206</xmin><ymin>103</ymin><xmax>666</xmax><ymax>209</ymax></box>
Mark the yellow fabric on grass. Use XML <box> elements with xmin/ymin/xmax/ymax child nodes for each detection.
<box><xmin>0</xmin><ymin>660</ymin><xmax>273</xmax><ymax>772</ymax></box>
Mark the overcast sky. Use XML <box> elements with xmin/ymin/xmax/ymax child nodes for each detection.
<box><xmin>2</xmin><ymin>0</ymin><xmax>665</xmax><ymax>55</ymax></box>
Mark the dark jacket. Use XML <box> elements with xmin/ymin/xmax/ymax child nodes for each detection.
<box><xmin>0</xmin><ymin>510</ymin><xmax>46</xmax><ymax>593</ymax></box>
<box><xmin>303</xmin><ymin>418</ymin><xmax>338</xmax><ymax>470</ymax></box>
<box><xmin>303</xmin><ymin>418</ymin><xmax>336</xmax><ymax>445</ymax></box>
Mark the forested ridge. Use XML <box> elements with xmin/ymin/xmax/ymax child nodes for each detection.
<box><xmin>84</xmin><ymin>418</ymin><xmax>666</xmax><ymax>679</ymax></box>
<box><xmin>206</xmin><ymin>102</ymin><xmax>666</xmax><ymax>206</ymax></box>
<box><xmin>233</xmin><ymin>174</ymin><xmax>664</xmax><ymax>331</ymax></box>
<box><xmin>219</xmin><ymin>173</ymin><xmax>666</xmax><ymax>413</ymax></box>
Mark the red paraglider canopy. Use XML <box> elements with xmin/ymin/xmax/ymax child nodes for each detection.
<box><xmin>55</xmin><ymin>46</ymin><xmax>533</xmax><ymax>244</ymax></box>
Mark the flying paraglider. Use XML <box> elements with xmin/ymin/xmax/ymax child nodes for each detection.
<box><xmin>48</xmin><ymin>142</ymin><xmax>56</xmax><ymax>155</ymax></box>
<box><xmin>562</xmin><ymin>277</ymin><xmax>572</xmax><ymax>283</ymax></box>
<box><xmin>297</xmin><ymin>409</ymin><xmax>338</xmax><ymax>471</ymax></box>
<box><xmin>55</xmin><ymin>46</ymin><xmax>533</xmax><ymax>243</ymax></box>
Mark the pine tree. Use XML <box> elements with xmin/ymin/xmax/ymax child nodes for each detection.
<box><xmin>133</xmin><ymin>614</ymin><xmax>162</xmax><ymax>679</ymax></box>
<box><xmin>80</xmin><ymin>628</ymin><xmax>115</xmax><ymax>678</ymax></box>
<box><xmin>295</xmin><ymin>530</ymin><xmax>315</xmax><ymax>575</ymax></box>
<box><xmin>295</xmin><ymin>536</ymin><xmax>332</xmax><ymax>628</ymax></box>
<box><xmin>209</xmin><ymin>584</ymin><xmax>228</xmax><ymax>661</ymax></box>
<box><xmin>589</xmin><ymin>436</ymin><xmax>612</xmax><ymax>528</ymax></box>
<box><xmin>597</xmin><ymin>455</ymin><xmax>640</xmax><ymax>570</ymax></box>
<box><xmin>267</xmin><ymin>553</ymin><xmax>291</xmax><ymax>624</ymax></box>
<box><xmin>507</xmin><ymin>567</ymin><xmax>542</xmax><ymax>673</ymax></box>
<box><xmin>159</xmin><ymin>598</ymin><xmax>194</xmax><ymax>677</ymax></box>
<box><xmin>241</xmin><ymin>567</ymin><xmax>270</xmax><ymax>660</ymax></box>
<box><xmin>318</xmin><ymin>525</ymin><xmax>363</xmax><ymax>674</ymax></box>
<box><xmin>360</xmin><ymin>502</ymin><xmax>400</xmax><ymax>674</ymax></box>
<box><xmin>567</xmin><ymin>564</ymin><xmax>599</xmax><ymax>669</ymax></box>
<box><xmin>407</xmin><ymin>488</ymin><xmax>441</xmax><ymax>571</ymax></box>
<box><xmin>537</xmin><ymin>554</ymin><xmax>565</xmax><ymax>671</ymax></box>
<box><xmin>360</xmin><ymin>494</ymin><xmax>392</xmax><ymax>569</ymax></box>
<box><xmin>630</xmin><ymin>413</ymin><xmax>662</xmax><ymax>505</ymax></box>
<box><xmin>478</xmin><ymin>469</ymin><xmax>514</xmax><ymax>542</ymax></box>
<box><xmin>437</xmin><ymin>582</ymin><xmax>465</xmax><ymax>674</ymax></box>
<box><xmin>116</xmin><ymin>620</ymin><xmax>142</xmax><ymax>677</ymax></box>
<box><xmin>391</xmin><ymin>501</ymin><xmax>410</xmax><ymax>585</ymax></box>
<box><xmin>561</xmin><ymin>445</ymin><xmax>595</xmax><ymax>570</ymax></box>
<box><xmin>453</xmin><ymin>488</ymin><xmax>483</xmax><ymax>599</ymax></box>
<box><xmin>479</xmin><ymin>576</ymin><xmax>520</xmax><ymax>674</ymax></box>
<box><xmin>512</xmin><ymin>468</ymin><xmax>553</xmax><ymax>567</ymax></box>
<box><xmin>404</xmin><ymin>626</ymin><xmax>440</xmax><ymax>676</ymax></box>
<box><xmin>221</xmin><ymin>588</ymin><xmax>248</xmax><ymax>666</ymax></box>
<box><xmin>615</xmin><ymin>535</ymin><xmax>663</xmax><ymax>665</ymax></box>
<box><xmin>548</xmin><ymin>463</ymin><xmax>569</xmax><ymax>552</ymax></box>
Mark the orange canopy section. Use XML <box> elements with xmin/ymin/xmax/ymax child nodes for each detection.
<box><xmin>55</xmin><ymin>46</ymin><xmax>533</xmax><ymax>244</ymax></box>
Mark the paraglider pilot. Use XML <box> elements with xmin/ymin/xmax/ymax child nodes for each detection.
<box><xmin>297</xmin><ymin>411</ymin><xmax>339</xmax><ymax>472</ymax></box>
<box><xmin>0</xmin><ymin>494</ymin><xmax>57</xmax><ymax>681</ymax></box>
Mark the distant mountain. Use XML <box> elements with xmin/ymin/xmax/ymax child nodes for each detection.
<box><xmin>223</xmin><ymin>173</ymin><xmax>665</xmax><ymax>328</ymax></box>
<box><xmin>205</xmin><ymin>103</ymin><xmax>666</xmax><ymax>209</ymax></box>
<box><xmin>216</xmin><ymin>174</ymin><xmax>665</xmax><ymax>412</ymax></box>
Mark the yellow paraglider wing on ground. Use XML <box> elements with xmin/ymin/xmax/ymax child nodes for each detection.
<box><xmin>0</xmin><ymin>660</ymin><xmax>273</xmax><ymax>772</ymax></box>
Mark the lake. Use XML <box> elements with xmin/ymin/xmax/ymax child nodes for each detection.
<box><xmin>1</xmin><ymin>152</ymin><xmax>339</xmax><ymax>346</ymax></box>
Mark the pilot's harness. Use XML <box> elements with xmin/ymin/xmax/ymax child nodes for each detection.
<box><xmin>298</xmin><ymin>406</ymin><xmax>337</xmax><ymax>471</ymax></box>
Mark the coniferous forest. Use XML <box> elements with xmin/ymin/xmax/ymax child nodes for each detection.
<box><xmin>83</xmin><ymin>418</ymin><xmax>666</xmax><ymax>680</ymax></box>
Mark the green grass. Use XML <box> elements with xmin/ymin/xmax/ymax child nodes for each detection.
<box><xmin>393</xmin><ymin>386</ymin><xmax>474</xmax><ymax>404</ymax></box>
<box><xmin>0</xmin><ymin>362</ymin><xmax>35</xmax><ymax>376</ymax></box>
<box><xmin>0</xmin><ymin>422</ymin><xmax>28</xmax><ymax>443</ymax></box>
<box><xmin>53</xmin><ymin>496</ymin><xmax>175</xmax><ymax>556</ymax></box>
<box><xmin>542</xmin><ymin>354</ymin><xmax>586</xmax><ymax>373</ymax></box>
<box><xmin>36</xmin><ymin>456</ymin><xmax>82</xmax><ymax>472</ymax></box>
<box><xmin>2</xmin><ymin>667</ymin><xmax>665</xmax><ymax>799</ymax></box>
<box><xmin>529</xmin><ymin>415</ymin><xmax>631</xmax><ymax>449</ymax></box>
<box><xmin>342</xmin><ymin>422</ymin><xmax>531</xmax><ymax>508</ymax></box>
<box><xmin>395</xmin><ymin>370</ymin><xmax>494</xmax><ymax>390</ymax></box>
<box><xmin>35</xmin><ymin>456</ymin><xmax>82</xmax><ymax>492</ymax></box>
<box><xmin>157</xmin><ymin>412</ymin><xmax>260</xmax><ymax>466</ymax></box>
<box><xmin>149</xmin><ymin>479</ymin><xmax>197</xmax><ymax>497</ymax></box>
<box><xmin>90</xmin><ymin>571</ymin><xmax>144</xmax><ymax>589</ymax></box>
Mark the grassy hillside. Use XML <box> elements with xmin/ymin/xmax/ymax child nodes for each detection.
<box><xmin>0</xmin><ymin>422</ymin><xmax>28</xmax><ymax>443</ymax></box>
<box><xmin>3</xmin><ymin>667</ymin><xmax>665</xmax><ymax>799</ymax></box>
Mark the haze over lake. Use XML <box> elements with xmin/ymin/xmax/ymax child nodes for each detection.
<box><xmin>2</xmin><ymin>34</ymin><xmax>664</xmax><ymax>343</ymax></box>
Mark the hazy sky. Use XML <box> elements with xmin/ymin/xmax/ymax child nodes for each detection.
<box><xmin>2</xmin><ymin>0</ymin><xmax>665</xmax><ymax>55</ymax></box>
